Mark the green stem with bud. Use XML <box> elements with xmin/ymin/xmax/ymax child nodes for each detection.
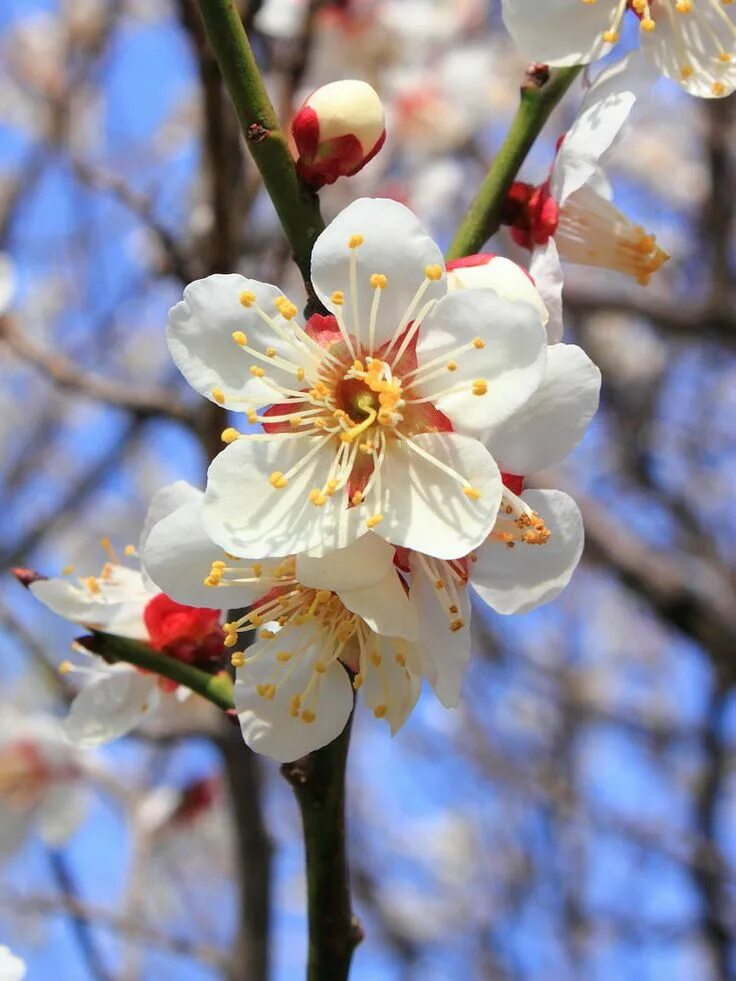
<box><xmin>446</xmin><ymin>65</ymin><xmax>582</xmax><ymax>260</ymax></box>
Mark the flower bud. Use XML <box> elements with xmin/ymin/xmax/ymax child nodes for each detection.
<box><xmin>292</xmin><ymin>80</ymin><xmax>386</xmax><ymax>188</ymax></box>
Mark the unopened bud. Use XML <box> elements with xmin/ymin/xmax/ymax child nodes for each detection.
<box><xmin>292</xmin><ymin>80</ymin><xmax>386</xmax><ymax>188</ymax></box>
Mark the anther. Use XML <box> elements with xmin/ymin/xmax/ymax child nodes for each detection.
<box><xmin>373</xmin><ymin>705</ymin><xmax>388</xmax><ymax>719</ymax></box>
<box><xmin>212</xmin><ymin>387</ymin><xmax>226</xmax><ymax>405</ymax></box>
<box><xmin>348</xmin><ymin>234</ymin><xmax>364</xmax><ymax>248</ymax></box>
<box><xmin>239</xmin><ymin>290</ymin><xmax>256</xmax><ymax>307</ymax></box>
<box><xmin>222</xmin><ymin>427</ymin><xmax>240</xmax><ymax>443</ymax></box>
<box><xmin>59</xmin><ymin>660</ymin><xmax>73</xmax><ymax>674</ymax></box>
<box><xmin>366</xmin><ymin>513</ymin><xmax>383</xmax><ymax>528</ymax></box>
<box><xmin>250</xmin><ymin>366</ymin><xmax>266</xmax><ymax>377</ymax></box>
<box><xmin>230</xmin><ymin>652</ymin><xmax>246</xmax><ymax>668</ymax></box>
<box><xmin>269</xmin><ymin>471</ymin><xmax>288</xmax><ymax>489</ymax></box>
<box><xmin>472</xmin><ymin>380</ymin><xmax>488</xmax><ymax>396</ymax></box>
<box><xmin>370</xmin><ymin>273</ymin><xmax>388</xmax><ymax>289</ymax></box>
<box><xmin>331</xmin><ymin>291</ymin><xmax>344</xmax><ymax>305</ymax></box>
<box><xmin>301</xmin><ymin>709</ymin><xmax>316</xmax><ymax>723</ymax></box>
<box><xmin>463</xmin><ymin>486</ymin><xmax>481</xmax><ymax>501</ymax></box>
<box><xmin>425</xmin><ymin>264</ymin><xmax>443</xmax><ymax>281</ymax></box>
<box><xmin>232</xmin><ymin>330</ymin><xmax>248</xmax><ymax>346</ymax></box>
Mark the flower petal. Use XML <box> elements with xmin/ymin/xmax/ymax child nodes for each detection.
<box><xmin>410</xmin><ymin>555</ymin><xmax>471</xmax><ymax>707</ymax></box>
<box><xmin>30</xmin><ymin>578</ymin><xmax>149</xmax><ymax>640</ymax></box>
<box><xmin>234</xmin><ymin>626</ymin><xmax>353</xmax><ymax>762</ymax></box>
<box><xmin>550</xmin><ymin>53</ymin><xmax>640</xmax><ymax>205</ymax></box>
<box><xmin>501</xmin><ymin>0</ymin><xmax>614</xmax><ymax>66</ymax></box>
<box><xmin>296</xmin><ymin>532</ymin><xmax>395</xmax><ymax>592</ymax></box>
<box><xmin>376</xmin><ymin>432</ymin><xmax>502</xmax><ymax>559</ymax></box>
<box><xmin>471</xmin><ymin>489</ymin><xmax>584</xmax><ymax>615</ymax></box>
<box><xmin>529</xmin><ymin>239</ymin><xmax>565</xmax><ymax>343</ymax></box>
<box><xmin>139</xmin><ymin>480</ymin><xmax>202</xmax><ymax>554</ymax></box>
<box><xmin>340</xmin><ymin>572</ymin><xmax>418</xmax><ymax>641</ymax></box>
<box><xmin>413</xmin><ymin>288</ymin><xmax>547</xmax><ymax>432</ymax></box>
<box><xmin>483</xmin><ymin>344</ymin><xmax>600</xmax><ymax>474</ymax></box>
<box><xmin>310</xmin><ymin>198</ymin><xmax>446</xmax><ymax>350</ymax></box>
<box><xmin>359</xmin><ymin>634</ymin><xmax>422</xmax><ymax>734</ymax></box>
<box><xmin>167</xmin><ymin>274</ymin><xmax>314</xmax><ymax>411</ymax></box>
<box><xmin>203</xmin><ymin>435</ymin><xmax>364</xmax><ymax>558</ymax></box>
<box><xmin>447</xmin><ymin>254</ymin><xmax>549</xmax><ymax>328</ymax></box>
<box><xmin>64</xmin><ymin>669</ymin><xmax>160</xmax><ymax>748</ymax></box>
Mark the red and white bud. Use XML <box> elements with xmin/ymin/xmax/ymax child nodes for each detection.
<box><xmin>292</xmin><ymin>79</ymin><xmax>386</xmax><ymax>187</ymax></box>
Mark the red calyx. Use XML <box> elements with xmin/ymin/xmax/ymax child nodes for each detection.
<box><xmin>502</xmin><ymin>180</ymin><xmax>559</xmax><ymax>250</ymax></box>
<box><xmin>501</xmin><ymin>472</ymin><xmax>525</xmax><ymax>496</ymax></box>
<box><xmin>143</xmin><ymin>594</ymin><xmax>225</xmax><ymax>667</ymax></box>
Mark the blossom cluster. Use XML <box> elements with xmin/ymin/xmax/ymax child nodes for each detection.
<box><xmin>26</xmin><ymin>0</ymin><xmax>734</xmax><ymax>763</ymax></box>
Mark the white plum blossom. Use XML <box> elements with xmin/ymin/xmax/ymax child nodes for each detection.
<box><xmin>141</xmin><ymin>481</ymin><xmax>425</xmax><ymax>762</ymax></box>
<box><xmin>502</xmin><ymin>0</ymin><xmax>736</xmax><ymax>98</ymax></box>
<box><xmin>0</xmin><ymin>710</ymin><xmax>89</xmax><ymax>859</ymax></box>
<box><xmin>168</xmin><ymin>197</ymin><xmax>550</xmax><ymax>563</ymax></box>
<box><xmin>26</xmin><ymin>545</ymin><xmax>226</xmax><ymax>747</ymax></box>
<box><xmin>499</xmin><ymin>57</ymin><xmax>668</xmax><ymax>340</ymax></box>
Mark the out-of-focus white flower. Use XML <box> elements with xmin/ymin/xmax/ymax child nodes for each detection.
<box><xmin>168</xmin><ymin>197</ymin><xmax>550</xmax><ymax>562</ymax></box>
<box><xmin>0</xmin><ymin>945</ymin><xmax>25</xmax><ymax>980</ymax></box>
<box><xmin>292</xmin><ymin>80</ymin><xmax>386</xmax><ymax>187</ymax></box>
<box><xmin>502</xmin><ymin>0</ymin><xmax>736</xmax><ymax>97</ymax></box>
<box><xmin>0</xmin><ymin>710</ymin><xmax>89</xmax><ymax>858</ymax></box>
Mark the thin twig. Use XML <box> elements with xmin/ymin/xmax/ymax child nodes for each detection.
<box><xmin>0</xmin><ymin>315</ymin><xmax>195</xmax><ymax>424</ymax></box>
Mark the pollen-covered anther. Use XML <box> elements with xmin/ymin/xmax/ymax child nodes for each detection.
<box><xmin>395</xmin><ymin>652</ymin><xmax>406</xmax><ymax>666</ymax></box>
<box><xmin>59</xmin><ymin>660</ymin><xmax>73</xmax><ymax>675</ymax></box>
<box><xmin>239</xmin><ymin>290</ymin><xmax>256</xmax><ymax>307</ymax></box>
<box><xmin>257</xmin><ymin>683</ymin><xmax>277</xmax><ymax>700</ymax></box>
<box><xmin>373</xmin><ymin>705</ymin><xmax>388</xmax><ymax>719</ymax></box>
<box><xmin>212</xmin><ymin>387</ymin><xmax>226</xmax><ymax>405</ymax></box>
<box><xmin>450</xmin><ymin>618</ymin><xmax>465</xmax><ymax>632</ymax></box>
<box><xmin>313</xmin><ymin>661</ymin><xmax>327</xmax><ymax>674</ymax></box>
<box><xmin>250</xmin><ymin>366</ymin><xmax>266</xmax><ymax>378</ymax></box>
<box><xmin>232</xmin><ymin>330</ymin><xmax>248</xmax><ymax>346</ymax></box>
<box><xmin>269</xmin><ymin>471</ymin><xmax>288</xmax><ymax>489</ymax></box>
<box><xmin>352</xmin><ymin>673</ymin><xmax>363</xmax><ymax>690</ymax></box>
<box><xmin>472</xmin><ymin>380</ymin><xmax>488</xmax><ymax>396</ymax></box>
<box><xmin>351</xmin><ymin>491</ymin><xmax>364</xmax><ymax>505</ymax></box>
<box><xmin>425</xmin><ymin>264</ymin><xmax>443</xmax><ymax>281</ymax></box>
<box><xmin>309</xmin><ymin>489</ymin><xmax>328</xmax><ymax>506</ymax></box>
<box><xmin>277</xmin><ymin>651</ymin><xmax>292</xmax><ymax>663</ymax></box>
<box><xmin>447</xmin><ymin>360</ymin><xmax>458</xmax><ymax>372</ymax></box>
<box><xmin>224</xmin><ymin>632</ymin><xmax>239</xmax><ymax>648</ymax></box>
<box><xmin>230</xmin><ymin>652</ymin><xmax>246</xmax><ymax>668</ymax></box>
<box><xmin>366</xmin><ymin>513</ymin><xmax>383</xmax><ymax>528</ymax></box>
<box><xmin>370</xmin><ymin>273</ymin><xmax>388</xmax><ymax>289</ymax></box>
<box><xmin>463</xmin><ymin>486</ymin><xmax>481</xmax><ymax>501</ymax></box>
<box><xmin>275</xmin><ymin>297</ymin><xmax>298</xmax><ymax>320</ymax></box>
<box><xmin>348</xmin><ymin>234</ymin><xmax>364</xmax><ymax>249</ymax></box>
<box><xmin>290</xmin><ymin>694</ymin><xmax>301</xmax><ymax>717</ymax></box>
<box><xmin>222</xmin><ymin>427</ymin><xmax>240</xmax><ymax>443</ymax></box>
<box><xmin>301</xmin><ymin>709</ymin><xmax>316</xmax><ymax>724</ymax></box>
<box><xmin>472</xmin><ymin>337</ymin><xmax>485</xmax><ymax>349</ymax></box>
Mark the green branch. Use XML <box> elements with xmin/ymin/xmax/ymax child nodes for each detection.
<box><xmin>282</xmin><ymin>713</ymin><xmax>362</xmax><ymax>981</ymax></box>
<box><xmin>195</xmin><ymin>0</ymin><xmax>325</xmax><ymax>284</ymax></box>
<box><xmin>446</xmin><ymin>65</ymin><xmax>582</xmax><ymax>260</ymax></box>
<box><xmin>79</xmin><ymin>631</ymin><xmax>235</xmax><ymax>712</ymax></box>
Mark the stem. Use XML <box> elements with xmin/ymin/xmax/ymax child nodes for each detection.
<box><xmin>79</xmin><ymin>631</ymin><xmax>235</xmax><ymax>712</ymax></box>
<box><xmin>446</xmin><ymin>65</ymin><xmax>582</xmax><ymax>260</ymax></box>
<box><xmin>195</xmin><ymin>0</ymin><xmax>325</xmax><ymax>284</ymax></box>
<box><xmin>281</xmin><ymin>713</ymin><xmax>363</xmax><ymax>981</ymax></box>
